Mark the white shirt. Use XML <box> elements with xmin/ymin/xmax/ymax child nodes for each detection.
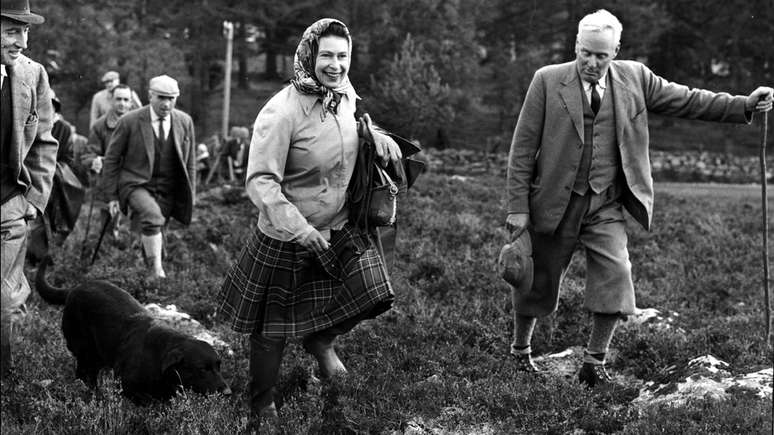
<box><xmin>583</xmin><ymin>71</ymin><xmax>607</xmax><ymax>104</ymax></box>
<box><xmin>149</xmin><ymin>107</ymin><xmax>171</xmax><ymax>141</ymax></box>
<box><xmin>1</xmin><ymin>65</ymin><xmax>7</xmax><ymax>89</ymax></box>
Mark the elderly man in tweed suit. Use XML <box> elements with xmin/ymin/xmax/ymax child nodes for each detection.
<box><xmin>506</xmin><ymin>9</ymin><xmax>773</xmax><ymax>386</ymax></box>
<box><xmin>99</xmin><ymin>75</ymin><xmax>196</xmax><ymax>279</ymax></box>
<box><xmin>1</xmin><ymin>0</ymin><xmax>58</xmax><ymax>377</ymax></box>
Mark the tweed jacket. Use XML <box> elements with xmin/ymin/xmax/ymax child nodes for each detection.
<box><xmin>3</xmin><ymin>54</ymin><xmax>59</xmax><ymax>212</ymax></box>
<box><xmin>99</xmin><ymin>105</ymin><xmax>196</xmax><ymax>225</ymax></box>
<box><xmin>507</xmin><ymin>60</ymin><xmax>750</xmax><ymax>234</ymax></box>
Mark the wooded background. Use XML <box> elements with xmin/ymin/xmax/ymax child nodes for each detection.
<box><xmin>27</xmin><ymin>0</ymin><xmax>774</xmax><ymax>151</ymax></box>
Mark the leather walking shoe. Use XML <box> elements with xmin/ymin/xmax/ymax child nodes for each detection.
<box><xmin>578</xmin><ymin>362</ymin><xmax>612</xmax><ymax>387</ymax></box>
<box><xmin>511</xmin><ymin>352</ymin><xmax>541</xmax><ymax>373</ymax></box>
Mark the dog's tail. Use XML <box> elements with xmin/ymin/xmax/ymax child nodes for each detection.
<box><xmin>35</xmin><ymin>256</ymin><xmax>70</xmax><ymax>305</ymax></box>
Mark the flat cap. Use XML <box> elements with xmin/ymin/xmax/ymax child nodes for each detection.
<box><xmin>101</xmin><ymin>70</ymin><xmax>119</xmax><ymax>82</ymax></box>
<box><xmin>148</xmin><ymin>75</ymin><xmax>180</xmax><ymax>97</ymax></box>
<box><xmin>497</xmin><ymin>228</ymin><xmax>534</xmax><ymax>296</ymax></box>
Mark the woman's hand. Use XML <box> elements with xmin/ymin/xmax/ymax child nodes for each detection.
<box><xmin>298</xmin><ymin>229</ymin><xmax>330</xmax><ymax>254</ymax></box>
<box><xmin>363</xmin><ymin>113</ymin><xmax>403</xmax><ymax>165</ymax></box>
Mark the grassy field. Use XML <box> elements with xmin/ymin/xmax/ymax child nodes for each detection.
<box><xmin>1</xmin><ymin>174</ymin><xmax>772</xmax><ymax>434</ymax></box>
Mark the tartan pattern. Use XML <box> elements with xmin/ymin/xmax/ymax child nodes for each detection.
<box><xmin>218</xmin><ymin>224</ymin><xmax>394</xmax><ymax>336</ymax></box>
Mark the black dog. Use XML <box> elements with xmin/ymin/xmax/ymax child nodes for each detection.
<box><xmin>35</xmin><ymin>258</ymin><xmax>231</xmax><ymax>403</ymax></box>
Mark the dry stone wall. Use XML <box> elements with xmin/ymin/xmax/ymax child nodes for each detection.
<box><xmin>421</xmin><ymin>148</ymin><xmax>774</xmax><ymax>183</ymax></box>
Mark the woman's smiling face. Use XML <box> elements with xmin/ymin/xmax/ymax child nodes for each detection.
<box><xmin>315</xmin><ymin>35</ymin><xmax>349</xmax><ymax>89</ymax></box>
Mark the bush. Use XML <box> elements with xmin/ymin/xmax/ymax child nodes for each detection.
<box><xmin>365</xmin><ymin>34</ymin><xmax>455</xmax><ymax>145</ymax></box>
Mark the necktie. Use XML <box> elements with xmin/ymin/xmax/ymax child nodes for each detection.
<box><xmin>590</xmin><ymin>81</ymin><xmax>601</xmax><ymax>115</ymax></box>
<box><xmin>157</xmin><ymin>116</ymin><xmax>165</xmax><ymax>140</ymax></box>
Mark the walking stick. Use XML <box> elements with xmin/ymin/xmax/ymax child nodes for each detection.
<box><xmin>90</xmin><ymin>209</ymin><xmax>112</xmax><ymax>266</ymax></box>
<box><xmin>759</xmin><ymin>109</ymin><xmax>772</xmax><ymax>347</ymax></box>
<box><xmin>80</xmin><ymin>174</ymin><xmax>96</xmax><ymax>260</ymax></box>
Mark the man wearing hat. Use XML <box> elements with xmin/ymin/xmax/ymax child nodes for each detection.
<box><xmin>99</xmin><ymin>74</ymin><xmax>196</xmax><ymax>279</ymax></box>
<box><xmin>89</xmin><ymin>70</ymin><xmax>141</xmax><ymax>128</ymax></box>
<box><xmin>1</xmin><ymin>0</ymin><xmax>58</xmax><ymax>377</ymax></box>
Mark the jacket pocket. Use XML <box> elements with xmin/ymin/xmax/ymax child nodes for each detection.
<box><xmin>23</xmin><ymin>118</ymin><xmax>39</xmax><ymax>145</ymax></box>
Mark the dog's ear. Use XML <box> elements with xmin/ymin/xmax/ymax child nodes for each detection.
<box><xmin>161</xmin><ymin>347</ymin><xmax>184</xmax><ymax>373</ymax></box>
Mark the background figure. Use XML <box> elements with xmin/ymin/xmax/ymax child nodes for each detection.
<box><xmin>0</xmin><ymin>1</ymin><xmax>58</xmax><ymax>378</ymax></box>
<box><xmin>69</xmin><ymin>132</ymin><xmax>88</xmax><ymax>185</ymax></box>
<box><xmin>26</xmin><ymin>91</ymin><xmax>85</xmax><ymax>263</ymax></box>
<box><xmin>217</xmin><ymin>19</ymin><xmax>402</xmax><ymax>429</ymax></box>
<box><xmin>195</xmin><ymin>142</ymin><xmax>210</xmax><ymax>185</ymax></box>
<box><xmin>98</xmin><ymin>74</ymin><xmax>196</xmax><ymax>279</ymax></box>
<box><xmin>222</xmin><ymin>125</ymin><xmax>250</xmax><ymax>183</ymax></box>
<box><xmin>505</xmin><ymin>9</ymin><xmax>773</xmax><ymax>387</ymax></box>
<box><xmin>82</xmin><ymin>83</ymin><xmax>135</xmax><ymax>238</ymax></box>
<box><xmin>89</xmin><ymin>70</ymin><xmax>141</xmax><ymax>128</ymax></box>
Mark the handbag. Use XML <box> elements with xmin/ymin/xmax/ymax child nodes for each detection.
<box><xmin>347</xmin><ymin>115</ymin><xmax>426</xmax><ymax>230</ymax></box>
<box><xmin>368</xmin><ymin>162</ymin><xmax>399</xmax><ymax>226</ymax></box>
<box><xmin>348</xmin><ymin>139</ymin><xmax>404</xmax><ymax>229</ymax></box>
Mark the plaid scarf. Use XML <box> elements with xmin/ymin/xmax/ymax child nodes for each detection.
<box><xmin>290</xmin><ymin>18</ymin><xmax>355</xmax><ymax>120</ymax></box>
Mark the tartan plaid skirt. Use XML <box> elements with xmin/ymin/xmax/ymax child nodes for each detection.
<box><xmin>218</xmin><ymin>224</ymin><xmax>394</xmax><ymax>336</ymax></box>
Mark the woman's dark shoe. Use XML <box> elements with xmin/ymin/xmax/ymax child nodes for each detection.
<box><xmin>511</xmin><ymin>352</ymin><xmax>541</xmax><ymax>373</ymax></box>
<box><xmin>578</xmin><ymin>362</ymin><xmax>612</xmax><ymax>387</ymax></box>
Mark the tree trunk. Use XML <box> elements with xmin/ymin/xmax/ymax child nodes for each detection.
<box><xmin>264</xmin><ymin>27</ymin><xmax>279</xmax><ymax>80</ymax></box>
<box><xmin>237</xmin><ymin>20</ymin><xmax>249</xmax><ymax>89</ymax></box>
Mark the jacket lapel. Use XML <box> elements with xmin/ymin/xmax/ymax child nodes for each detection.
<box><xmin>139</xmin><ymin>107</ymin><xmax>154</xmax><ymax>168</ymax></box>
<box><xmin>608</xmin><ymin>63</ymin><xmax>639</xmax><ymax>148</ymax></box>
<box><xmin>10</xmin><ymin>66</ymin><xmax>32</xmax><ymax>167</ymax></box>
<box><xmin>558</xmin><ymin>65</ymin><xmax>584</xmax><ymax>142</ymax></box>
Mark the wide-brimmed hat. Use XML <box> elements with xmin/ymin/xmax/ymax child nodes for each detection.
<box><xmin>1</xmin><ymin>0</ymin><xmax>45</xmax><ymax>25</ymax></box>
<box><xmin>497</xmin><ymin>228</ymin><xmax>534</xmax><ymax>295</ymax></box>
<box><xmin>148</xmin><ymin>75</ymin><xmax>180</xmax><ymax>97</ymax></box>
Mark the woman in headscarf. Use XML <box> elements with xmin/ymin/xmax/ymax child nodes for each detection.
<box><xmin>218</xmin><ymin>18</ymin><xmax>402</xmax><ymax>425</ymax></box>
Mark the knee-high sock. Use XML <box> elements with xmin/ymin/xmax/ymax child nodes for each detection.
<box><xmin>585</xmin><ymin>313</ymin><xmax>619</xmax><ymax>364</ymax></box>
<box><xmin>511</xmin><ymin>314</ymin><xmax>537</xmax><ymax>355</ymax></box>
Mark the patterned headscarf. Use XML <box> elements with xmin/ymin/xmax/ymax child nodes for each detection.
<box><xmin>291</xmin><ymin>18</ymin><xmax>355</xmax><ymax>120</ymax></box>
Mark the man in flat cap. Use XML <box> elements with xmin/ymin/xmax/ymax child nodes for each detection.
<box><xmin>1</xmin><ymin>0</ymin><xmax>58</xmax><ymax>377</ymax></box>
<box><xmin>89</xmin><ymin>70</ymin><xmax>141</xmax><ymax>128</ymax></box>
<box><xmin>99</xmin><ymin>74</ymin><xmax>196</xmax><ymax>279</ymax></box>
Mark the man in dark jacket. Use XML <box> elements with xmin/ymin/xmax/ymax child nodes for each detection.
<box><xmin>26</xmin><ymin>91</ymin><xmax>84</xmax><ymax>263</ymax></box>
<box><xmin>99</xmin><ymin>75</ymin><xmax>196</xmax><ymax>279</ymax></box>
<box><xmin>82</xmin><ymin>84</ymin><xmax>134</xmax><ymax>176</ymax></box>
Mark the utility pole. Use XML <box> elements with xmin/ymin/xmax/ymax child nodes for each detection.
<box><xmin>222</xmin><ymin>21</ymin><xmax>234</xmax><ymax>140</ymax></box>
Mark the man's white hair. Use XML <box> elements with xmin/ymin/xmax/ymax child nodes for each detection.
<box><xmin>577</xmin><ymin>9</ymin><xmax>623</xmax><ymax>46</ymax></box>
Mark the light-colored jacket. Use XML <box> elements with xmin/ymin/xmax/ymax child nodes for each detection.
<box><xmin>246</xmin><ymin>85</ymin><xmax>359</xmax><ymax>242</ymax></box>
<box><xmin>507</xmin><ymin>60</ymin><xmax>750</xmax><ymax>234</ymax></box>
<box><xmin>5</xmin><ymin>54</ymin><xmax>59</xmax><ymax>212</ymax></box>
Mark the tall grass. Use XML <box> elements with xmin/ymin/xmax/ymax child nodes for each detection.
<box><xmin>2</xmin><ymin>174</ymin><xmax>772</xmax><ymax>434</ymax></box>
